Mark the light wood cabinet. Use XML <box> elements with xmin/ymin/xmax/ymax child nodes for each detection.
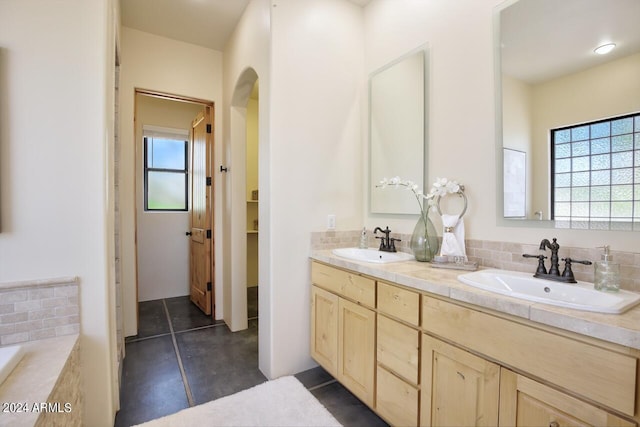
<box><xmin>375</xmin><ymin>282</ymin><xmax>421</xmax><ymax>426</ymax></box>
<box><xmin>310</xmin><ymin>286</ymin><xmax>338</xmax><ymax>377</ymax></box>
<box><xmin>377</xmin><ymin>281</ymin><xmax>420</xmax><ymax>326</ymax></box>
<box><xmin>311</xmin><ymin>262</ymin><xmax>376</xmax><ymax>408</ymax></box>
<box><xmin>376</xmin><ymin>365</ymin><xmax>419</xmax><ymax>427</ymax></box>
<box><xmin>377</xmin><ymin>314</ymin><xmax>419</xmax><ymax>384</ymax></box>
<box><xmin>499</xmin><ymin>369</ymin><xmax>635</xmax><ymax>427</ymax></box>
<box><xmin>311</xmin><ymin>261</ymin><xmax>375</xmax><ymax>307</ymax></box>
<box><xmin>421</xmin><ymin>334</ymin><xmax>500</xmax><ymax>427</ymax></box>
<box><xmin>422</xmin><ymin>295</ymin><xmax>637</xmax><ymax>418</ymax></box>
<box><xmin>338</xmin><ymin>298</ymin><xmax>375</xmax><ymax>407</ymax></box>
<box><xmin>311</xmin><ymin>261</ymin><xmax>640</xmax><ymax>427</ymax></box>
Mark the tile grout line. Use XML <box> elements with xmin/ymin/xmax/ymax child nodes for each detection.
<box><xmin>307</xmin><ymin>378</ymin><xmax>337</xmax><ymax>392</ymax></box>
<box><xmin>162</xmin><ymin>299</ymin><xmax>196</xmax><ymax>407</ymax></box>
<box><xmin>173</xmin><ymin>321</ymin><xmax>226</xmax><ymax>336</ymax></box>
<box><xmin>125</xmin><ymin>331</ymin><xmax>173</xmax><ymax>343</ymax></box>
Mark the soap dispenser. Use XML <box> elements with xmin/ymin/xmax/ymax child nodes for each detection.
<box><xmin>594</xmin><ymin>245</ymin><xmax>620</xmax><ymax>292</ymax></box>
<box><xmin>359</xmin><ymin>227</ymin><xmax>368</xmax><ymax>249</ymax></box>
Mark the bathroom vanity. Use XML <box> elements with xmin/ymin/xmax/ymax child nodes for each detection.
<box><xmin>309</xmin><ymin>251</ymin><xmax>640</xmax><ymax>426</ymax></box>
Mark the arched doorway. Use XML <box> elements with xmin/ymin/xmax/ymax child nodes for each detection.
<box><xmin>224</xmin><ymin>68</ymin><xmax>260</xmax><ymax>332</ymax></box>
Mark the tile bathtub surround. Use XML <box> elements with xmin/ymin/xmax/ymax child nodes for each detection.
<box><xmin>0</xmin><ymin>277</ymin><xmax>80</xmax><ymax>346</ymax></box>
<box><xmin>0</xmin><ymin>334</ymin><xmax>80</xmax><ymax>427</ymax></box>
<box><xmin>34</xmin><ymin>336</ymin><xmax>82</xmax><ymax>427</ymax></box>
<box><xmin>311</xmin><ymin>231</ymin><xmax>640</xmax><ymax>292</ymax></box>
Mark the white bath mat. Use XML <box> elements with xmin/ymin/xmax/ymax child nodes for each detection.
<box><xmin>134</xmin><ymin>376</ymin><xmax>342</xmax><ymax>427</ymax></box>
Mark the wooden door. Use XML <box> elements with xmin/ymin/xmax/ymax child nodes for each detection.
<box><xmin>310</xmin><ymin>286</ymin><xmax>339</xmax><ymax>377</ymax></box>
<box><xmin>499</xmin><ymin>369</ymin><xmax>635</xmax><ymax>427</ymax></box>
<box><xmin>189</xmin><ymin>107</ymin><xmax>213</xmax><ymax>316</ymax></box>
<box><xmin>338</xmin><ymin>298</ymin><xmax>375</xmax><ymax>408</ymax></box>
<box><xmin>421</xmin><ymin>334</ymin><xmax>500</xmax><ymax>426</ymax></box>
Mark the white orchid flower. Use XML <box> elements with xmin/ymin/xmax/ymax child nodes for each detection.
<box><xmin>376</xmin><ymin>176</ymin><xmax>464</xmax><ymax>215</ymax></box>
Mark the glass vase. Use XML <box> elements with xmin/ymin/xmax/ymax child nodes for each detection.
<box><xmin>410</xmin><ymin>211</ymin><xmax>439</xmax><ymax>262</ymax></box>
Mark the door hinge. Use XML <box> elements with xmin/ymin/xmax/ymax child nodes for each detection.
<box><xmin>206</xmin><ymin>176</ymin><xmax>212</xmax><ymax>186</ymax></box>
<box><xmin>206</xmin><ymin>124</ymin><xmax>212</xmax><ymax>134</ymax></box>
<box><xmin>206</xmin><ymin>229</ymin><xmax>212</xmax><ymax>239</ymax></box>
<box><xmin>207</xmin><ymin>282</ymin><xmax>212</xmax><ymax>292</ymax></box>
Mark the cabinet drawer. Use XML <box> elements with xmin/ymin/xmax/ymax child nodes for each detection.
<box><xmin>422</xmin><ymin>296</ymin><xmax>637</xmax><ymax>417</ymax></box>
<box><xmin>311</xmin><ymin>262</ymin><xmax>375</xmax><ymax>307</ymax></box>
<box><xmin>499</xmin><ymin>368</ymin><xmax>635</xmax><ymax>427</ymax></box>
<box><xmin>376</xmin><ymin>365</ymin><xmax>419</xmax><ymax>427</ymax></box>
<box><xmin>377</xmin><ymin>314</ymin><xmax>419</xmax><ymax>384</ymax></box>
<box><xmin>377</xmin><ymin>281</ymin><xmax>420</xmax><ymax>326</ymax></box>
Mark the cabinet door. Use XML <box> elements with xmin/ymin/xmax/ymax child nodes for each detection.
<box><xmin>310</xmin><ymin>286</ymin><xmax>339</xmax><ymax>377</ymax></box>
<box><xmin>499</xmin><ymin>369</ymin><xmax>635</xmax><ymax>427</ymax></box>
<box><xmin>338</xmin><ymin>298</ymin><xmax>376</xmax><ymax>407</ymax></box>
<box><xmin>421</xmin><ymin>334</ymin><xmax>500</xmax><ymax>427</ymax></box>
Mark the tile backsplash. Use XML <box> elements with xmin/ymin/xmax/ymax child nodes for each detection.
<box><xmin>0</xmin><ymin>277</ymin><xmax>80</xmax><ymax>346</ymax></box>
<box><xmin>311</xmin><ymin>230</ymin><xmax>640</xmax><ymax>292</ymax></box>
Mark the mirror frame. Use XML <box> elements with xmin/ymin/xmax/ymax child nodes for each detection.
<box><xmin>369</xmin><ymin>45</ymin><xmax>430</xmax><ymax>216</ymax></box>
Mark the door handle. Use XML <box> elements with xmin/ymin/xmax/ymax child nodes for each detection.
<box><xmin>185</xmin><ymin>231</ymin><xmax>192</xmax><ymax>236</ymax></box>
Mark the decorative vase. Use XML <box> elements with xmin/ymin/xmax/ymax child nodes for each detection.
<box><xmin>410</xmin><ymin>212</ymin><xmax>439</xmax><ymax>262</ymax></box>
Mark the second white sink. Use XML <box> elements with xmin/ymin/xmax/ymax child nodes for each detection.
<box><xmin>332</xmin><ymin>247</ymin><xmax>414</xmax><ymax>264</ymax></box>
<box><xmin>458</xmin><ymin>269</ymin><xmax>640</xmax><ymax>314</ymax></box>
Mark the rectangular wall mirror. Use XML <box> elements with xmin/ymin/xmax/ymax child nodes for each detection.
<box><xmin>370</xmin><ymin>47</ymin><xmax>428</xmax><ymax>214</ymax></box>
<box><xmin>495</xmin><ymin>0</ymin><xmax>640</xmax><ymax>230</ymax></box>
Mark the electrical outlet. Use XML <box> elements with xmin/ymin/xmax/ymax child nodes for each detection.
<box><xmin>327</xmin><ymin>214</ymin><xmax>336</xmax><ymax>230</ymax></box>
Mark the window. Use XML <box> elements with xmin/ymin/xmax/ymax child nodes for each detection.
<box><xmin>144</xmin><ymin>135</ymin><xmax>188</xmax><ymax>211</ymax></box>
<box><xmin>551</xmin><ymin>113</ymin><xmax>640</xmax><ymax>227</ymax></box>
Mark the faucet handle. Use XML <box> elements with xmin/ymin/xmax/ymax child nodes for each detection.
<box><xmin>560</xmin><ymin>258</ymin><xmax>591</xmax><ymax>283</ymax></box>
<box><xmin>523</xmin><ymin>253</ymin><xmax>547</xmax><ymax>275</ymax></box>
<box><xmin>389</xmin><ymin>237</ymin><xmax>401</xmax><ymax>252</ymax></box>
<box><xmin>562</xmin><ymin>257</ymin><xmax>592</xmax><ymax>266</ymax></box>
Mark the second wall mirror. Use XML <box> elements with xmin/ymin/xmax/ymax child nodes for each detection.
<box><xmin>370</xmin><ymin>47</ymin><xmax>429</xmax><ymax>215</ymax></box>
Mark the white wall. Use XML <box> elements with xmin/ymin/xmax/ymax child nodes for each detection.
<box><xmin>135</xmin><ymin>95</ymin><xmax>203</xmax><ymax>301</ymax></box>
<box><xmin>223</xmin><ymin>0</ymin><xmax>364</xmax><ymax>379</ymax></box>
<box><xmin>0</xmin><ymin>0</ymin><xmax>118</xmax><ymax>425</ymax></box>
<box><xmin>269</xmin><ymin>0</ymin><xmax>365</xmax><ymax>376</ymax></box>
<box><xmin>502</xmin><ymin>74</ymin><xmax>534</xmax><ymax>217</ymax></box>
<box><xmin>222</xmin><ymin>0</ymin><xmax>272</xmax><ymax>372</ymax></box>
<box><xmin>363</xmin><ymin>0</ymin><xmax>639</xmax><ymax>252</ymax></box>
<box><xmin>119</xmin><ymin>28</ymin><xmax>223</xmax><ymax>335</ymax></box>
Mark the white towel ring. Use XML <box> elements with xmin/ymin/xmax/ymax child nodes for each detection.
<box><xmin>435</xmin><ymin>186</ymin><xmax>467</xmax><ymax>221</ymax></box>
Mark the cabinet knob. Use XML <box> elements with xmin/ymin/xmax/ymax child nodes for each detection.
<box><xmin>549</xmin><ymin>422</ymin><xmax>559</xmax><ymax>427</ymax></box>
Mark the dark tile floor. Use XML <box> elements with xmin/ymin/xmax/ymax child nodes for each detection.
<box><xmin>114</xmin><ymin>287</ymin><xmax>387</xmax><ymax>427</ymax></box>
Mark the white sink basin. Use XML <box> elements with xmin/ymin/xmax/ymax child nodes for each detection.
<box><xmin>458</xmin><ymin>269</ymin><xmax>640</xmax><ymax>314</ymax></box>
<box><xmin>332</xmin><ymin>247</ymin><xmax>414</xmax><ymax>264</ymax></box>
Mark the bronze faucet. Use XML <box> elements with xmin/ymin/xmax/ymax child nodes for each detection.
<box><xmin>373</xmin><ymin>226</ymin><xmax>400</xmax><ymax>253</ymax></box>
<box><xmin>523</xmin><ymin>238</ymin><xmax>591</xmax><ymax>283</ymax></box>
<box><xmin>539</xmin><ymin>238</ymin><xmax>561</xmax><ymax>276</ymax></box>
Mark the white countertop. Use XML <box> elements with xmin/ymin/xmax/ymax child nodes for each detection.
<box><xmin>311</xmin><ymin>250</ymin><xmax>640</xmax><ymax>350</ymax></box>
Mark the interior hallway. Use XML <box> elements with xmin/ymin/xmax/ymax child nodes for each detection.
<box><xmin>114</xmin><ymin>288</ymin><xmax>387</xmax><ymax>426</ymax></box>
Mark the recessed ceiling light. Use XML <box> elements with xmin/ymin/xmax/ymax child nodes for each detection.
<box><xmin>594</xmin><ymin>43</ymin><xmax>616</xmax><ymax>55</ymax></box>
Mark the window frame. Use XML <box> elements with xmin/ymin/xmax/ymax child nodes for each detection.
<box><xmin>143</xmin><ymin>134</ymin><xmax>189</xmax><ymax>212</ymax></box>
<box><xmin>550</xmin><ymin>112</ymin><xmax>639</xmax><ymax>225</ymax></box>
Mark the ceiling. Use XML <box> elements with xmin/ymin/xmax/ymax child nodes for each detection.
<box><xmin>500</xmin><ymin>0</ymin><xmax>640</xmax><ymax>84</ymax></box>
<box><xmin>120</xmin><ymin>0</ymin><xmax>371</xmax><ymax>51</ymax></box>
